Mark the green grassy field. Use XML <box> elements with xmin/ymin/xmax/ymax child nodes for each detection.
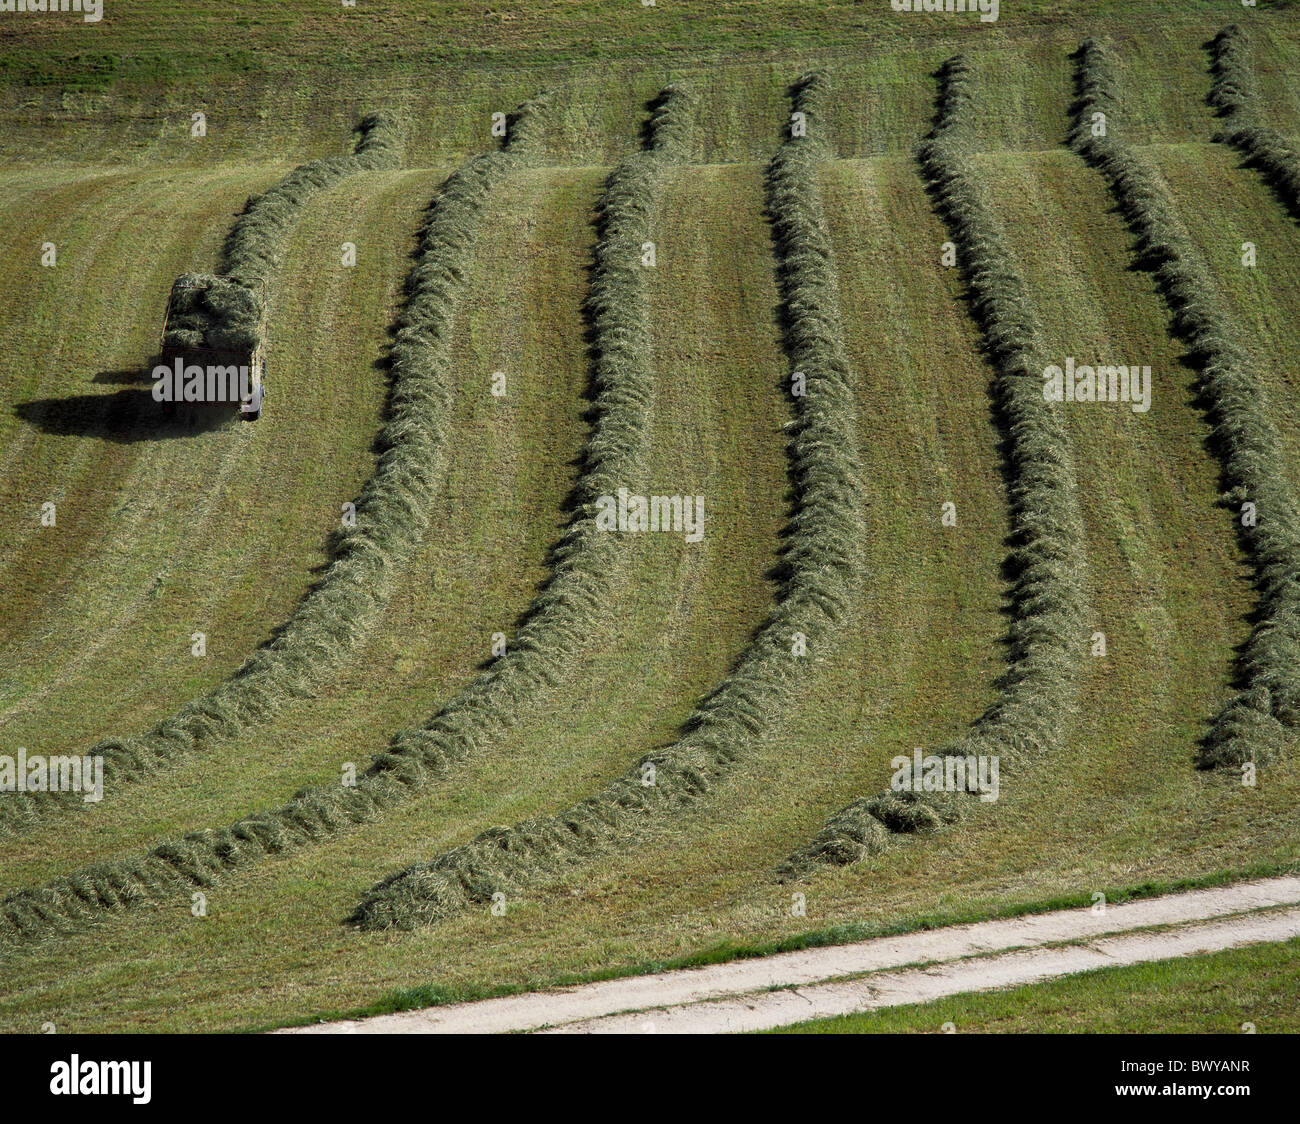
<box><xmin>0</xmin><ymin>1</ymin><xmax>1298</xmax><ymax>1032</ymax></box>
<box><xmin>771</xmin><ymin>935</ymin><xmax>1300</xmax><ymax>1034</ymax></box>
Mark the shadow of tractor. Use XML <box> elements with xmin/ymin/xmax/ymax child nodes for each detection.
<box><xmin>13</xmin><ymin>365</ymin><xmax>239</xmax><ymax>443</ymax></box>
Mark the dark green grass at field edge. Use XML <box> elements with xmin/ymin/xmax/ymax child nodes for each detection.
<box><xmin>1</xmin><ymin>1</ymin><xmax>1297</xmax><ymax>91</ymax></box>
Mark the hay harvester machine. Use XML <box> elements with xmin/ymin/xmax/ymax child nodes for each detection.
<box><xmin>158</xmin><ymin>273</ymin><xmax>267</xmax><ymax>421</ymax></box>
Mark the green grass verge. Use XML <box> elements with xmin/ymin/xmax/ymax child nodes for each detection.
<box><xmin>267</xmin><ymin>859</ymin><xmax>1295</xmax><ymax>1030</ymax></box>
<box><xmin>3</xmin><ymin>2</ymin><xmax>1285</xmax><ymax>93</ymax></box>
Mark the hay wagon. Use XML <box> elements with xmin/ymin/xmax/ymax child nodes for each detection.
<box><xmin>158</xmin><ymin>274</ymin><xmax>267</xmax><ymax>421</ymax></box>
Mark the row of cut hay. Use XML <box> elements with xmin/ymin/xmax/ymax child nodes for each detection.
<box><xmin>347</xmin><ymin>72</ymin><xmax>866</xmax><ymax>933</ymax></box>
<box><xmin>780</xmin><ymin>55</ymin><xmax>1087</xmax><ymax>878</ymax></box>
<box><xmin>220</xmin><ymin>112</ymin><xmax>402</xmax><ymax>290</ymax></box>
<box><xmin>359</xmin><ymin>84</ymin><xmax>696</xmax><ymax>789</ymax></box>
<box><xmin>163</xmin><ymin>114</ymin><xmax>401</xmax><ymax>353</ymax></box>
<box><xmin>0</xmin><ymin>103</ymin><xmax>536</xmax><ymax>846</ymax></box>
<box><xmin>1210</xmin><ymin>24</ymin><xmax>1300</xmax><ymax>215</ymax></box>
<box><xmin>0</xmin><ymin>87</ymin><xmax>691</xmax><ymax>953</ymax></box>
<box><xmin>1073</xmin><ymin>36</ymin><xmax>1300</xmax><ymax>769</ymax></box>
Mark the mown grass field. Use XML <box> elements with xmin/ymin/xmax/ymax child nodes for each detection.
<box><xmin>0</xmin><ymin>1</ymin><xmax>1298</xmax><ymax>1032</ymax></box>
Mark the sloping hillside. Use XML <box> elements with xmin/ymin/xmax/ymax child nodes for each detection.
<box><xmin>0</xmin><ymin>4</ymin><xmax>1297</xmax><ymax>1032</ymax></box>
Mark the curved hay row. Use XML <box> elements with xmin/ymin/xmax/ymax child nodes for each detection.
<box><xmin>780</xmin><ymin>55</ymin><xmax>1087</xmax><ymax>878</ymax></box>
<box><xmin>0</xmin><ymin>115</ymin><xmax>423</xmax><ymax>836</ymax></box>
<box><xmin>1073</xmin><ymin>36</ymin><xmax>1300</xmax><ymax>769</ymax></box>
<box><xmin>0</xmin><ymin>87</ymin><xmax>688</xmax><ymax>953</ymax></box>
<box><xmin>1209</xmin><ymin>24</ymin><xmax>1300</xmax><ymax>216</ymax></box>
<box><xmin>219</xmin><ymin>113</ymin><xmax>402</xmax><ymax>293</ymax></box>
<box><xmin>355</xmin><ymin>85</ymin><xmax>696</xmax><ymax>789</ymax></box>
<box><xmin>347</xmin><ymin>72</ymin><xmax>865</xmax><ymax>933</ymax></box>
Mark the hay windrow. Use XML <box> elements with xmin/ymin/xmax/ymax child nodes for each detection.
<box><xmin>780</xmin><ymin>55</ymin><xmax>1087</xmax><ymax>878</ymax></box>
<box><xmin>0</xmin><ymin>88</ymin><xmax>692</xmax><ymax>953</ymax></box>
<box><xmin>347</xmin><ymin>72</ymin><xmax>867</xmax><ymax>933</ymax></box>
<box><xmin>0</xmin><ymin>113</ymin><xmax>408</xmax><ymax>839</ymax></box>
<box><xmin>1072</xmin><ymin>35</ymin><xmax>1300</xmax><ymax>769</ymax></box>
<box><xmin>219</xmin><ymin>111</ymin><xmax>403</xmax><ymax>290</ymax></box>
<box><xmin>1209</xmin><ymin>24</ymin><xmax>1300</xmax><ymax>217</ymax></box>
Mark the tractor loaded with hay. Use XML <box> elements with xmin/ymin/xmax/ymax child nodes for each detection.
<box><xmin>150</xmin><ymin>113</ymin><xmax>403</xmax><ymax>425</ymax></box>
<box><xmin>156</xmin><ymin>272</ymin><xmax>267</xmax><ymax>420</ymax></box>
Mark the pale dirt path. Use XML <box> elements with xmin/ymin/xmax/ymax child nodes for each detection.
<box><xmin>547</xmin><ymin>906</ymin><xmax>1300</xmax><ymax>1034</ymax></box>
<box><xmin>283</xmin><ymin>875</ymin><xmax>1300</xmax><ymax>1034</ymax></box>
